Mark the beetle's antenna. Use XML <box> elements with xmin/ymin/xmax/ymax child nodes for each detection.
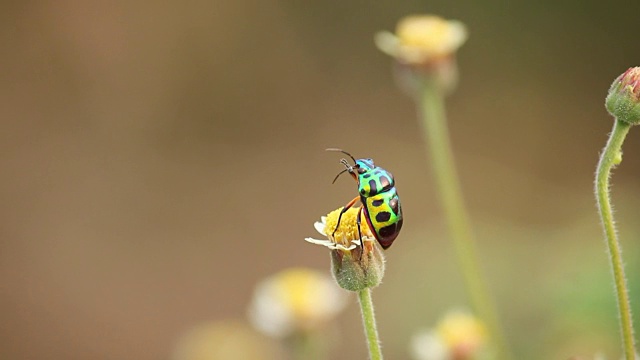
<box><xmin>331</xmin><ymin>168</ymin><xmax>349</xmax><ymax>184</ymax></box>
<box><xmin>326</xmin><ymin>148</ymin><xmax>356</xmax><ymax>164</ymax></box>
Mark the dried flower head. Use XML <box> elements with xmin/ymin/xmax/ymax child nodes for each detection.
<box><xmin>606</xmin><ymin>67</ymin><xmax>640</xmax><ymax>125</ymax></box>
<box><xmin>305</xmin><ymin>207</ymin><xmax>385</xmax><ymax>291</ymax></box>
<box><xmin>247</xmin><ymin>268</ymin><xmax>347</xmax><ymax>338</ymax></box>
<box><xmin>411</xmin><ymin>309</ymin><xmax>487</xmax><ymax>360</ymax></box>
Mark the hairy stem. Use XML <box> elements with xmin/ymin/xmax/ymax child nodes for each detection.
<box><xmin>595</xmin><ymin>119</ymin><xmax>637</xmax><ymax>360</ymax></box>
<box><xmin>358</xmin><ymin>289</ymin><xmax>383</xmax><ymax>360</ymax></box>
<box><xmin>417</xmin><ymin>78</ymin><xmax>512</xmax><ymax>360</ymax></box>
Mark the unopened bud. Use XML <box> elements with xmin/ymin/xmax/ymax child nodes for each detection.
<box><xmin>606</xmin><ymin>67</ymin><xmax>640</xmax><ymax>125</ymax></box>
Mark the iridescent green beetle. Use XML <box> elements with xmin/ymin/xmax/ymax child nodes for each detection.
<box><xmin>327</xmin><ymin>148</ymin><xmax>403</xmax><ymax>249</ymax></box>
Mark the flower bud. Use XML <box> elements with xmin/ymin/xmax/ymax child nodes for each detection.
<box><xmin>606</xmin><ymin>67</ymin><xmax>640</xmax><ymax>125</ymax></box>
<box><xmin>305</xmin><ymin>207</ymin><xmax>386</xmax><ymax>292</ymax></box>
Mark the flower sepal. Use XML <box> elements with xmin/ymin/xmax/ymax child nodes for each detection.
<box><xmin>331</xmin><ymin>238</ymin><xmax>385</xmax><ymax>292</ymax></box>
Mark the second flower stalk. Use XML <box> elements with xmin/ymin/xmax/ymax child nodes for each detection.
<box><xmin>376</xmin><ymin>14</ymin><xmax>511</xmax><ymax>360</ymax></box>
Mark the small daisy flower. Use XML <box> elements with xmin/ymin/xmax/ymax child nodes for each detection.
<box><xmin>305</xmin><ymin>207</ymin><xmax>385</xmax><ymax>291</ymax></box>
<box><xmin>247</xmin><ymin>268</ymin><xmax>348</xmax><ymax>339</ymax></box>
<box><xmin>376</xmin><ymin>15</ymin><xmax>467</xmax><ymax>66</ymax></box>
<box><xmin>411</xmin><ymin>309</ymin><xmax>488</xmax><ymax>360</ymax></box>
<box><xmin>375</xmin><ymin>15</ymin><xmax>468</xmax><ymax>94</ymax></box>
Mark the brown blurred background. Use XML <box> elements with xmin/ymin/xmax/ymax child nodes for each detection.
<box><xmin>1</xmin><ymin>1</ymin><xmax>640</xmax><ymax>359</ymax></box>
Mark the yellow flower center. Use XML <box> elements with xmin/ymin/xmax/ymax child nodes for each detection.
<box><xmin>324</xmin><ymin>207</ymin><xmax>374</xmax><ymax>246</ymax></box>
<box><xmin>397</xmin><ymin>16</ymin><xmax>451</xmax><ymax>49</ymax></box>
<box><xmin>271</xmin><ymin>268</ymin><xmax>337</xmax><ymax>322</ymax></box>
<box><xmin>436</xmin><ymin>311</ymin><xmax>487</xmax><ymax>349</ymax></box>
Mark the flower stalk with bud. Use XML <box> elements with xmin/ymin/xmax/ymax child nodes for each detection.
<box><xmin>306</xmin><ymin>207</ymin><xmax>385</xmax><ymax>360</ymax></box>
<box><xmin>596</xmin><ymin>67</ymin><xmax>640</xmax><ymax>360</ymax></box>
<box><xmin>376</xmin><ymin>15</ymin><xmax>511</xmax><ymax>360</ymax></box>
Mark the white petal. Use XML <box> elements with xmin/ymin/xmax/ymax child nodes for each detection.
<box><xmin>304</xmin><ymin>238</ymin><xmax>357</xmax><ymax>251</ymax></box>
<box><xmin>411</xmin><ymin>330</ymin><xmax>449</xmax><ymax>360</ymax></box>
<box><xmin>334</xmin><ymin>243</ymin><xmax>357</xmax><ymax>251</ymax></box>
<box><xmin>313</xmin><ymin>221</ymin><xmax>326</xmax><ymax>236</ymax></box>
<box><xmin>374</xmin><ymin>31</ymin><xmax>400</xmax><ymax>57</ymax></box>
<box><xmin>305</xmin><ymin>237</ymin><xmax>335</xmax><ymax>249</ymax></box>
<box><xmin>248</xmin><ymin>281</ymin><xmax>293</xmax><ymax>338</ymax></box>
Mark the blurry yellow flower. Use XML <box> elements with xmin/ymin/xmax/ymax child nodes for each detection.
<box><xmin>438</xmin><ymin>310</ymin><xmax>487</xmax><ymax>358</ymax></box>
<box><xmin>248</xmin><ymin>268</ymin><xmax>347</xmax><ymax>338</ymax></box>
<box><xmin>305</xmin><ymin>207</ymin><xmax>385</xmax><ymax>291</ymax></box>
<box><xmin>411</xmin><ymin>309</ymin><xmax>487</xmax><ymax>360</ymax></box>
<box><xmin>412</xmin><ymin>331</ymin><xmax>449</xmax><ymax>360</ymax></box>
<box><xmin>375</xmin><ymin>15</ymin><xmax>467</xmax><ymax>66</ymax></box>
<box><xmin>173</xmin><ymin>321</ymin><xmax>283</xmax><ymax>360</ymax></box>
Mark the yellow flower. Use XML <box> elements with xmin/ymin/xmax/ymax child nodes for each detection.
<box><xmin>172</xmin><ymin>321</ymin><xmax>283</xmax><ymax>360</ymax></box>
<box><xmin>375</xmin><ymin>15</ymin><xmax>467</xmax><ymax>66</ymax></box>
<box><xmin>438</xmin><ymin>310</ymin><xmax>487</xmax><ymax>358</ymax></box>
<box><xmin>247</xmin><ymin>268</ymin><xmax>347</xmax><ymax>338</ymax></box>
<box><xmin>305</xmin><ymin>207</ymin><xmax>385</xmax><ymax>291</ymax></box>
<box><xmin>411</xmin><ymin>309</ymin><xmax>487</xmax><ymax>360</ymax></box>
<box><xmin>305</xmin><ymin>207</ymin><xmax>376</xmax><ymax>252</ymax></box>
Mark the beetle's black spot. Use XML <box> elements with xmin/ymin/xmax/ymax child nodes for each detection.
<box><xmin>362</xmin><ymin>173</ymin><xmax>371</xmax><ymax>179</ymax></box>
<box><xmin>372</xmin><ymin>199</ymin><xmax>384</xmax><ymax>207</ymax></box>
<box><xmin>376</xmin><ymin>211</ymin><xmax>391</xmax><ymax>223</ymax></box>
<box><xmin>360</xmin><ymin>188</ymin><xmax>366</xmax><ymax>195</ymax></box>
<box><xmin>368</xmin><ymin>180</ymin><xmax>377</xmax><ymax>195</ymax></box>
<box><xmin>367</xmin><ymin>179</ymin><xmax>377</xmax><ymax>195</ymax></box>
<box><xmin>389</xmin><ymin>198</ymin><xmax>399</xmax><ymax>215</ymax></box>
<box><xmin>378</xmin><ymin>223</ymin><xmax>397</xmax><ymax>238</ymax></box>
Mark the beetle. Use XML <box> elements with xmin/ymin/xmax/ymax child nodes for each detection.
<box><xmin>327</xmin><ymin>148</ymin><xmax>403</xmax><ymax>249</ymax></box>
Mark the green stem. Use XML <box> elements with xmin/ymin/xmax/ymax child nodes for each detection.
<box><xmin>290</xmin><ymin>331</ymin><xmax>325</xmax><ymax>360</ymax></box>
<box><xmin>417</xmin><ymin>78</ymin><xmax>512</xmax><ymax>360</ymax></box>
<box><xmin>595</xmin><ymin>119</ymin><xmax>637</xmax><ymax>360</ymax></box>
<box><xmin>357</xmin><ymin>289</ymin><xmax>383</xmax><ymax>360</ymax></box>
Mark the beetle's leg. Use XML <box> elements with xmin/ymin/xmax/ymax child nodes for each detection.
<box><xmin>356</xmin><ymin>205</ymin><xmax>364</xmax><ymax>245</ymax></box>
<box><xmin>356</xmin><ymin>205</ymin><xmax>365</xmax><ymax>261</ymax></box>
<box><xmin>332</xmin><ymin>196</ymin><xmax>359</xmax><ymax>237</ymax></box>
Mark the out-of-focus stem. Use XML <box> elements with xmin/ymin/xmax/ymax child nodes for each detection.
<box><xmin>417</xmin><ymin>78</ymin><xmax>512</xmax><ymax>360</ymax></box>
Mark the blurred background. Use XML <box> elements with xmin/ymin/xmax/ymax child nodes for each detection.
<box><xmin>1</xmin><ymin>0</ymin><xmax>640</xmax><ymax>359</ymax></box>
